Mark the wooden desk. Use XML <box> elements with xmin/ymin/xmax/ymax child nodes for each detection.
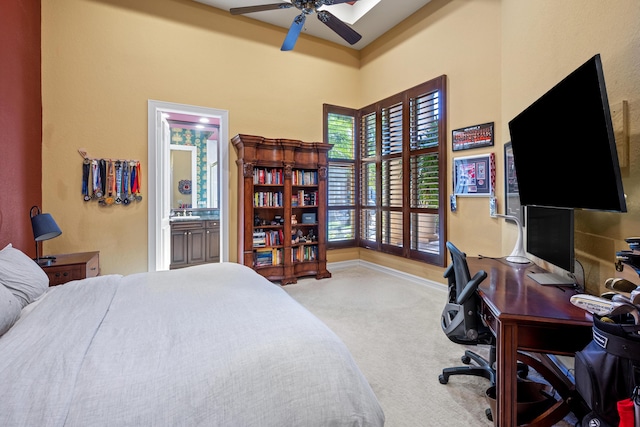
<box><xmin>468</xmin><ymin>257</ymin><xmax>593</xmax><ymax>427</ymax></box>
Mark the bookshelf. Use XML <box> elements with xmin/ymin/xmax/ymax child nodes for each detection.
<box><xmin>232</xmin><ymin>134</ymin><xmax>332</xmax><ymax>285</ymax></box>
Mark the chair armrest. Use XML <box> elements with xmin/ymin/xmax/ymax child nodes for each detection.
<box><xmin>443</xmin><ymin>264</ymin><xmax>454</xmax><ymax>279</ymax></box>
<box><xmin>457</xmin><ymin>270</ymin><xmax>487</xmax><ymax>304</ymax></box>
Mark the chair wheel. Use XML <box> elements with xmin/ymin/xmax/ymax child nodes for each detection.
<box><xmin>461</xmin><ymin>354</ymin><xmax>471</xmax><ymax>364</ymax></box>
<box><xmin>485</xmin><ymin>408</ymin><xmax>492</xmax><ymax>421</ymax></box>
<box><xmin>438</xmin><ymin>374</ymin><xmax>448</xmax><ymax>384</ymax></box>
<box><xmin>517</xmin><ymin>364</ymin><xmax>530</xmax><ymax>378</ymax></box>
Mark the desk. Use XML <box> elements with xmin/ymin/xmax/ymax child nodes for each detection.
<box><xmin>468</xmin><ymin>257</ymin><xmax>593</xmax><ymax>427</ymax></box>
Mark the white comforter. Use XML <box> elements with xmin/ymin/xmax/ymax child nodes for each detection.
<box><xmin>0</xmin><ymin>262</ymin><xmax>384</xmax><ymax>427</ymax></box>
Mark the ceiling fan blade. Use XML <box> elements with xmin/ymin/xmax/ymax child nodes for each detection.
<box><xmin>316</xmin><ymin>10</ymin><xmax>362</xmax><ymax>45</ymax></box>
<box><xmin>281</xmin><ymin>13</ymin><xmax>306</xmax><ymax>51</ymax></box>
<box><xmin>230</xmin><ymin>3</ymin><xmax>293</xmax><ymax>15</ymax></box>
<box><xmin>320</xmin><ymin>0</ymin><xmax>359</xmax><ymax>5</ymax></box>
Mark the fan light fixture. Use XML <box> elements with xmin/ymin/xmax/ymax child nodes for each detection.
<box><xmin>30</xmin><ymin>206</ymin><xmax>62</xmax><ymax>266</ymax></box>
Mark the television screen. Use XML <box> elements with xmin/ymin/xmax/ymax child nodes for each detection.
<box><xmin>526</xmin><ymin>206</ymin><xmax>575</xmax><ymax>274</ymax></box>
<box><xmin>508</xmin><ymin>54</ymin><xmax>626</xmax><ymax>212</ymax></box>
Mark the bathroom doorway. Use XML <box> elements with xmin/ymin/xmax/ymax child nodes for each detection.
<box><xmin>147</xmin><ymin>100</ymin><xmax>229</xmax><ymax>272</ymax></box>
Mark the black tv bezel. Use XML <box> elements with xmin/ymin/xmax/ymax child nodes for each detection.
<box><xmin>508</xmin><ymin>54</ymin><xmax>627</xmax><ymax>213</ymax></box>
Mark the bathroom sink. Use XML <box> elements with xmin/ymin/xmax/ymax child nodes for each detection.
<box><xmin>170</xmin><ymin>215</ymin><xmax>201</xmax><ymax>221</ymax></box>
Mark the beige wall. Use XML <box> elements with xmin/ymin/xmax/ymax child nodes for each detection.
<box><xmin>41</xmin><ymin>0</ymin><xmax>360</xmax><ymax>275</ymax></box>
<box><xmin>42</xmin><ymin>0</ymin><xmax>640</xmax><ymax>292</ymax></box>
<box><xmin>502</xmin><ymin>0</ymin><xmax>640</xmax><ymax>294</ymax></box>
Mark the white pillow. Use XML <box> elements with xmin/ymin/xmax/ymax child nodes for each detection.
<box><xmin>0</xmin><ymin>244</ymin><xmax>50</xmax><ymax>308</ymax></box>
<box><xmin>0</xmin><ymin>284</ymin><xmax>21</xmax><ymax>336</ymax></box>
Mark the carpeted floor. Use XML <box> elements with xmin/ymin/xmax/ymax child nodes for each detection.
<box><xmin>284</xmin><ymin>262</ymin><xmax>578</xmax><ymax>427</ymax></box>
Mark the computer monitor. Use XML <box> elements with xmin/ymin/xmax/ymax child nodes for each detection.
<box><xmin>526</xmin><ymin>206</ymin><xmax>576</xmax><ymax>286</ymax></box>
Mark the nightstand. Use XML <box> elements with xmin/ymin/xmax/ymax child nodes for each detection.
<box><xmin>41</xmin><ymin>251</ymin><xmax>100</xmax><ymax>286</ymax></box>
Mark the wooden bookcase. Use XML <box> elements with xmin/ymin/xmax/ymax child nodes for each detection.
<box><xmin>232</xmin><ymin>134</ymin><xmax>332</xmax><ymax>285</ymax></box>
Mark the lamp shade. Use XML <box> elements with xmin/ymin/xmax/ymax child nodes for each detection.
<box><xmin>30</xmin><ymin>207</ymin><xmax>62</xmax><ymax>242</ymax></box>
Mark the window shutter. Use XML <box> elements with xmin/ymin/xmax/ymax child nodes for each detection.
<box><xmin>410</xmin><ymin>92</ymin><xmax>440</xmax><ymax>150</ymax></box>
<box><xmin>382</xmin><ymin>158</ymin><xmax>403</xmax><ymax>208</ymax></box>
<box><xmin>361</xmin><ymin>112</ymin><xmax>376</xmax><ymax>159</ymax></box>
<box><xmin>327</xmin><ymin>113</ymin><xmax>355</xmax><ymax>160</ymax></box>
<box><xmin>381</xmin><ymin>103</ymin><xmax>403</xmax><ymax>155</ymax></box>
<box><xmin>410</xmin><ymin>154</ymin><xmax>439</xmax><ymax>209</ymax></box>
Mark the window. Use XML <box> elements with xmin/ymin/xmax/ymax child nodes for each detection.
<box><xmin>324</xmin><ymin>105</ymin><xmax>357</xmax><ymax>247</ymax></box>
<box><xmin>324</xmin><ymin>76</ymin><xmax>447</xmax><ymax>266</ymax></box>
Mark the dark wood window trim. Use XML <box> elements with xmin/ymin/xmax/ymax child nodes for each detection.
<box><xmin>324</xmin><ymin>75</ymin><xmax>447</xmax><ymax>267</ymax></box>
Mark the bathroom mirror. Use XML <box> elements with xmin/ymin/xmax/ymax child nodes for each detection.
<box><xmin>170</xmin><ymin>145</ymin><xmax>197</xmax><ymax>209</ymax></box>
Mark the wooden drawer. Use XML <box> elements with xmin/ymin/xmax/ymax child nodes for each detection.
<box><xmin>46</xmin><ymin>265</ymin><xmax>86</xmax><ymax>286</ymax></box>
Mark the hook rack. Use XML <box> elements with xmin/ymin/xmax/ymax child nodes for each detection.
<box><xmin>78</xmin><ymin>148</ymin><xmax>142</xmax><ymax>206</ymax></box>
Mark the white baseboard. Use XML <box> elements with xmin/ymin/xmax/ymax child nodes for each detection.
<box><xmin>327</xmin><ymin>260</ymin><xmax>446</xmax><ymax>293</ymax></box>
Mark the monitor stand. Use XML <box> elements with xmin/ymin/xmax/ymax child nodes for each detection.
<box><xmin>527</xmin><ymin>272</ymin><xmax>576</xmax><ymax>286</ymax></box>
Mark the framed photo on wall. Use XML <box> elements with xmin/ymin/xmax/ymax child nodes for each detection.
<box><xmin>452</xmin><ymin>122</ymin><xmax>494</xmax><ymax>151</ymax></box>
<box><xmin>504</xmin><ymin>142</ymin><xmax>524</xmax><ymax>224</ymax></box>
<box><xmin>453</xmin><ymin>153</ymin><xmax>495</xmax><ymax>196</ymax></box>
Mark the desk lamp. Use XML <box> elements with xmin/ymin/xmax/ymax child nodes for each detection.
<box><xmin>492</xmin><ymin>213</ymin><xmax>529</xmax><ymax>264</ymax></box>
<box><xmin>30</xmin><ymin>206</ymin><xmax>62</xmax><ymax>266</ymax></box>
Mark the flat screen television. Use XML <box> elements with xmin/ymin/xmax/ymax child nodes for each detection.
<box><xmin>508</xmin><ymin>54</ymin><xmax>627</xmax><ymax>212</ymax></box>
<box><xmin>526</xmin><ymin>206</ymin><xmax>575</xmax><ymax>285</ymax></box>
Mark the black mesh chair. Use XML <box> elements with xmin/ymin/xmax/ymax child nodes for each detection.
<box><xmin>438</xmin><ymin>241</ymin><xmax>496</xmax><ymax>386</ymax></box>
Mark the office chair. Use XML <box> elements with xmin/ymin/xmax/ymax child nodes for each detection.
<box><xmin>438</xmin><ymin>241</ymin><xmax>496</xmax><ymax>386</ymax></box>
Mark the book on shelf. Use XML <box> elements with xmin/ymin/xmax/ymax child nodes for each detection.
<box><xmin>254</xmin><ymin>191</ymin><xmax>283</xmax><ymax>207</ymax></box>
<box><xmin>254</xmin><ymin>168</ymin><xmax>283</xmax><ymax>185</ymax></box>
<box><xmin>292</xmin><ymin>170</ymin><xmax>318</xmax><ymax>186</ymax></box>
<box><xmin>292</xmin><ymin>190</ymin><xmax>318</xmax><ymax>207</ymax></box>
<box><xmin>253</xmin><ymin>231</ymin><xmax>266</xmax><ymax>247</ymax></box>
<box><xmin>254</xmin><ymin>247</ymin><xmax>283</xmax><ymax>267</ymax></box>
<box><xmin>291</xmin><ymin>245</ymin><xmax>318</xmax><ymax>262</ymax></box>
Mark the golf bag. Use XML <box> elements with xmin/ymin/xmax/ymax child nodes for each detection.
<box><xmin>575</xmin><ymin>315</ymin><xmax>640</xmax><ymax>427</ymax></box>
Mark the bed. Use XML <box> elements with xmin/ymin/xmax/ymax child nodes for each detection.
<box><xmin>0</xmin><ymin>244</ymin><xmax>385</xmax><ymax>426</ymax></box>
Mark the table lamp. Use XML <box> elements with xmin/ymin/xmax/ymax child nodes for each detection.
<box><xmin>492</xmin><ymin>213</ymin><xmax>529</xmax><ymax>264</ymax></box>
<box><xmin>30</xmin><ymin>205</ymin><xmax>62</xmax><ymax>266</ymax></box>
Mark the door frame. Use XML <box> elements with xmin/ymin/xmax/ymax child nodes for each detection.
<box><xmin>147</xmin><ymin>100</ymin><xmax>229</xmax><ymax>272</ymax></box>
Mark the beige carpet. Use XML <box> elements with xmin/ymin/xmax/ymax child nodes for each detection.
<box><xmin>284</xmin><ymin>262</ymin><xmax>578</xmax><ymax>427</ymax></box>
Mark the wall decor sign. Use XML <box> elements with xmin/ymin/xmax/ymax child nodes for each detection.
<box><xmin>503</xmin><ymin>141</ymin><xmax>524</xmax><ymax>224</ymax></box>
<box><xmin>453</xmin><ymin>153</ymin><xmax>495</xmax><ymax>196</ymax></box>
<box><xmin>452</xmin><ymin>122</ymin><xmax>494</xmax><ymax>151</ymax></box>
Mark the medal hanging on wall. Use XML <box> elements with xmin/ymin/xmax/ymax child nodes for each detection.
<box><xmin>81</xmin><ymin>156</ymin><xmax>140</xmax><ymax>206</ymax></box>
<box><xmin>92</xmin><ymin>160</ymin><xmax>102</xmax><ymax>199</ymax></box>
<box><xmin>135</xmin><ymin>161</ymin><xmax>143</xmax><ymax>202</ymax></box>
<box><xmin>122</xmin><ymin>161</ymin><xmax>130</xmax><ymax>205</ymax></box>
<box><xmin>114</xmin><ymin>160</ymin><xmax>122</xmax><ymax>204</ymax></box>
<box><xmin>98</xmin><ymin>159</ymin><xmax>107</xmax><ymax>205</ymax></box>
<box><xmin>128</xmin><ymin>161</ymin><xmax>135</xmax><ymax>203</ymax></box>
<box><xmin>82</xmin><ymin>159</ymin><xmax>91</xmax><ymax>201</ymax></box>
<box><xmin>105</xmin><ymin>160</ymin><xmax>115</xmax><ymax>206</ymax></box>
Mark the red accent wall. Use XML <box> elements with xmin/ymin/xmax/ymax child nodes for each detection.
<box><xmin>0</xmin><ymin>0</ymin><xmax>42</xmax><ymax>256</ymax></box>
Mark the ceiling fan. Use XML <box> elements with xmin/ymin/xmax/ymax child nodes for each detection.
<box><xmin>230</xmin><ymin>1</ymin><xmax>363</xmax><ymax>51</ymax></box>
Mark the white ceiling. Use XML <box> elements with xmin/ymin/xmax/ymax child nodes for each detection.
<box><xmin>192</xmin><ymin>0</ymin><xmax>432</xmax><ymax>49</ymax></box>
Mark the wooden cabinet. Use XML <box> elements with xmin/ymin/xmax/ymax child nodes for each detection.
<box><xmin>170</xmin><ymin>220</ymin><xmax>219</xmax><ymax>269</ymax></box>
<box><xmin>42</xmin><ymin>251</ymin><xmax>100</xmax><ymax>286</ymax></box>
<box><xmin>232</xmin><ymin>134</ymin><xmax>332</xmax><ymax>285</ymax></box>
<box><xmin>205</xmin><ymin>220</ymin><xmax>220</xmax><ymax>263</ymax></box>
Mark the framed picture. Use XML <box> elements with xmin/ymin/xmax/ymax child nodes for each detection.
<box><xmin>504</xmin><ymin>142</ymin><xmax>524</xmax><ymax>224</ymax></box>
<box><xmin>452</xmin><ymin>122</ymin><xmax>494</xmax><ymax>151</ymax></box>
<box><xmin>453</xmin><ymin>153</ymin><xmax>495</xmax><ymax>196</ymax></box>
